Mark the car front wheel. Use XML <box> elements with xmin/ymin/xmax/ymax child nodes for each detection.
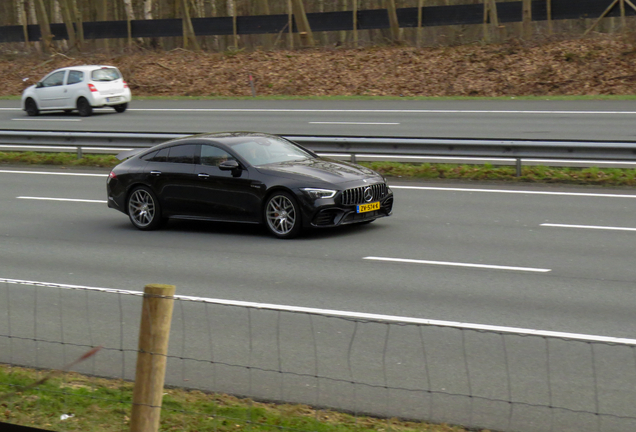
<box><xmin>114</xmin><ymin>103</ymin><xmax>128</xmax><ymax>113</ymax></box>
<box><xmin>25</xmin><ymin>98</ymin><xmax>39</xmax><ymax>116</ymax></box>
<box><xmin>127</xmin><ymin>186</ymin><xmax>162</xmax><ymax>230</ymax></box>
<box><xmin>77</xmin><ymin>97</ymin><xmax>93</xmax><ymax>117</ymax></box>
<box><xmin>264</xmin><ymin>191</ymin><xmax>302</xmax><ymax>239</ymax></box>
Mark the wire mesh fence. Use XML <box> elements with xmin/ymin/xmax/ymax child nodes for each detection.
<box><xmin>2</xmin><ymin>277</ymin><xmax>636</xmax><ymax>432</ymax></box>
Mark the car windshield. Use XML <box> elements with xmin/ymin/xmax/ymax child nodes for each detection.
<box><xmin>230</xmin><ymin>137</ymin><xmax>313</xmax><ymax>166</ymax></box>
<box><xmin>91</xmin><ymin>68</ymin><xmax>121</xmax><ymax>82</ymax></box>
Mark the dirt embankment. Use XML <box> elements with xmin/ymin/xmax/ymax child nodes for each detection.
<box><xmin>1</xmin><ymin>34</ymin><xmax>636</xmax><ymax>98</ymax></box>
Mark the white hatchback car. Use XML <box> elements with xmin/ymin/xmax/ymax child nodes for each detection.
<box><xmin>22</xmin><ymin>65</ymin><xmax>132</xmax><ymax>117</ymax></box>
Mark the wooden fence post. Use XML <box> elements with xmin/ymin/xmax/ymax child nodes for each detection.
<box><xmin>130</xmin><ymin>284</ymin><xmax>176</xmax><ymax>432</ymax></box>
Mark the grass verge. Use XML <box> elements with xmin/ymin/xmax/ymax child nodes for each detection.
<box><xmin>1</xmin><ymin>364</ymin><xmax>470</xmax><ymax>432</ymax></box>
<box><xmin>2</xmin><ymin>151</ymin><xmax>636</xmax><ymax>187</ymax></box>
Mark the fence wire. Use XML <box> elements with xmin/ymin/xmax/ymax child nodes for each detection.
<box><xmin>2</xmin><ymin>278</ymin><xmax>636</xmax><ymax>432</ymax></box>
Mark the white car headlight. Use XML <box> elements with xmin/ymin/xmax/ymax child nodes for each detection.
<box><xmin>301</xmin><ymin>188</ymin><xmax>337</xmax><ymax>199</ymax></box>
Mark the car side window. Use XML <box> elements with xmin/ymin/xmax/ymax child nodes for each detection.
<box><xmin>166</xmin><ymin>144</ymin><xmax>195</xmax><ymax>164</ymax></box>
<box><xmin>41</xmin><ymin>71</ymin><xmax>66</xmax><ymax>87</ymax></box>
<box><xmin>140</xmin><ymin>150</ymin><xmax>158</xmax><ymax>161</ymax></box>
<box><xmin>200</xmin><ymin>145</ymin><xmax>234</xmax><ymax>167</ymax></box>
<box><xmin>147</xmin><ymin>148</ymin><xmax>169</xmax><ymax>162</ymax></box>
<box><xmin>67</xmin><ymin>70</ymin><xmax>83</xmax><ymax>85</ymax></box>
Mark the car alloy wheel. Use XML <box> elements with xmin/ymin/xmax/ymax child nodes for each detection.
<box><xmin>77</xmin><ymin>97</ymin><xmax>93</xmax><ymax>117</ymax></box>
<box><xmin>25</xmin><ymin>98</ymin><xmax>39</xmax><ymax>116</ymax></box>
<box><xmin>114</xmin><ymin>103</ymin><xmax>128</xmax><ymax>113</ymax></box>
<box><xmin>264</xmin><ymin>192</ymin><xmax>301</xmax><ymax>239</ymax></box>
<box><xmin>127</xmin><ymin>187</ymin><xmax>162</xmax><ymax>230</ymax></box>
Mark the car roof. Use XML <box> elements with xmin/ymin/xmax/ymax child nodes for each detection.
<box><xmin>152</xmin><ymin>132</ymin><xmax>282</xmax><ymax>149</ymax></box>
<box><xmin>52</xmin><ymin>65</ymin><xmax>120</xmax><ymax>73</ymax></box>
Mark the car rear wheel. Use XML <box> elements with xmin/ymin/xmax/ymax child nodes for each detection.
<box><xmin>25</xmin><ymin>98</ymin><xmax>39</xmax><ymax>116</ymax></box>
<box><xmin>114</xmin><ymin>103</ymin><xmax>128</xmax><ymax>113</ymax></box>
<box><xmin>127</xmin><ymin>187</ymin><xmax>162</xmax><ymax>230</ymax></box>
<box><xmin>264</xmin><ymin>191</ymin><xmax>301</xmax><ymax>239</ymax></box>
<box><xmin>77</xmin><ymin>97</ymin><xmax>93</xmax><ymax>117</ymax></box>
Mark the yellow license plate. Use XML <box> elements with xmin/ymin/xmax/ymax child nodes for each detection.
<box><xmin>357</xmin><ymin>201</ymin><xmax>380</xmax><ymax>213</ymax></box>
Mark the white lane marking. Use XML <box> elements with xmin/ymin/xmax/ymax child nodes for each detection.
<box><xmin>17</xmin><ymin>196</ymin><xmax>106</xmax><ymax>203</ymax></box>
<box><xmin>123</xmin><ymin>108</ymin><xmax>636</xmax><ymax>115</ymax></box>
<box><xmin>391</xmin><ymin>185</ymin><xmax>636</xmax><ymax>198</ymax></box>
<box><xmin>3</xmin><ymin>276</ymin><xmax>634</xmax><ymax>345</ymax></box>
<box><xmin>541</xmin><ymin>223</ymin><xmax>636</xmax><ymax>232</ymax></box>
<box><xmin>2</xmin><ymin>107</ymin><xmax>636</xmax><ymax>115</ymax></box>
<box><xmin>12</xmin><ymin>118</ymin><xmax>82</xmax><ymax>122</ymax></box>
<box><xmin>364</xmin><ymin>256</ymin><xmax>550</xmax><ymax>273</ymax></box>
<box><xmin>0</xmin><ymin>169</ymin><xmax>106</xmax><ymax>177</ymax></box>
<box><xmin>309</xmin><ymin>121</ymin><xmax>400</xmax><ymax>125</ymax></box>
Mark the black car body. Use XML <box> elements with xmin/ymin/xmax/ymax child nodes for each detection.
<box><xmin>107</xmin><ymin>132</ymin><xmax>393</xmax><ymax>238</ymax></box>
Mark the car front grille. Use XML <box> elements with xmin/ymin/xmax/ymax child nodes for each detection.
<box><xmin>340</xmin><ymin>183</ymin><xmax>388</xmax><ymax>205</ymax></box>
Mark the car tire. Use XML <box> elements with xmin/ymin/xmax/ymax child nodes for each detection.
<box><xmin>114</xmin><ymin>103</ymin><xmax>128</xmax><ymax>113</ymax></box>
<box><xmin>264</xmin><ymin>191</ymin><xmax>302</xmax><ymax>239</ymax></box>
<box><xmin>77</xmin><ymin>97</ymin><xmax>93</xmax><ymax>117</ymax></box>
<box><xmin>25</xmin><ymin>98</ymin><xmax>39</xmax><ymax>116</ymax></box>
<box><xmin>127</xmin><ymin>186</ymin><xmax>163</xmax><ymax>231</ymax></box>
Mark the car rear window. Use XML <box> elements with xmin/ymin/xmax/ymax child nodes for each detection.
<box><xmin>91</xmin><ymin>68</ymin><xmax>122</xmax><ymax>82</ymax></box>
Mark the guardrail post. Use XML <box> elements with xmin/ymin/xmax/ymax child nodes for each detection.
<box><xmin>351</xmin><ymin>153</ymin><xmax>357</xmax><ymax>164</ymax></box>
<box><xmin>77</xmin><ymin>146</ymin><xmax>83</xmax><ymax>159</ymax></box>
<box><xmin>130</xmin><ymin>284</ymin><xmax>176</xmax><ymax>432</ymax></box>
<box><xmin>516</xmin><ymin>158</ymin><xmax>522</xmax><ymax>177</ymax></box>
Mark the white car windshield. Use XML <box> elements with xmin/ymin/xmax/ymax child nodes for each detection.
<box><xmin>230</xmin><ymin>137</ymin><xmax>313</xmax><ymax>166</ymax></box>
<box><xmin>91</xmin><ymin>68</ymin><xmax>121</xmax><ymax>82</ymax></box>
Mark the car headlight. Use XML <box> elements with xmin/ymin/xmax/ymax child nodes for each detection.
<box><xmin>301</xmin><ymin>188</ymin><xmax>336</xmax><ymax>200</ymax></box>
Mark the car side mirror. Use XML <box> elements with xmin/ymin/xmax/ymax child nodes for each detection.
<box><xmin>219</xmin><ymin>159</ymin><xmax>242</xmax><ymax>177</ymax></box>
<box><xmin>35</xmin><ymin>82</ymin><xmax>43</xmax><ymax>88</ymax></box>
<box><xmin>219</xmin><ymin>160</ymin><xmax>240</xmax><ymax>171</ymax></box>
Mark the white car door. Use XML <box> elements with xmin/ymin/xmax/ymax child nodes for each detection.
<box><xmin>35</xmin><ymin>70</ymin><xmax>68</xmax><ymax>109</ymax></box>
<box><xmin>65</xmin><ymin>70</ymin><xmax>85</xmax><ymax>108</ymax></box>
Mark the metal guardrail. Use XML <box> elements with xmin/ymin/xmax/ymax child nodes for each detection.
<box><xmin>2</xmin><ymin>130</ymin><xmax>636</xmax><ymax>175</ymax></box>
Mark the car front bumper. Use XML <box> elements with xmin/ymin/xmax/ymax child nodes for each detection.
<box><xmin>301</xmin><ymin>188</ymin><xmax>394</xmax><ymax>228</ymax></box>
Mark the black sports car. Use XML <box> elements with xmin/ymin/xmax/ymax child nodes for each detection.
<box><xmin>107</xmin><ymin>132</ymin><xmax>393</xmax><ymax>238</ymax></box>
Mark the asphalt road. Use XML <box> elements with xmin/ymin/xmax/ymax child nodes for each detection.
<box><xmin>1</xmin><ymin>168</ymin><xmax>635</xmax><ymax>337</ymax></box>
<box><xmin>2</xmin><ymin>168</ymin><xmax>636</xmax><ymax>431</ymax></box>
<box><xmin>1</xmin><ymin>99</ymin><xmax>636</xmax><ymax>141</ymax></box>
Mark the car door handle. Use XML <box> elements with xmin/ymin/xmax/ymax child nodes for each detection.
<box><xmin>197</xmin><ymin>173</ymin><xmax>210</xmax><ymax>179</ymax></box>
<box><xmin>150</xmin><ymin>171</ymin><xmax>162</xmax><ymax>176</ymax></box>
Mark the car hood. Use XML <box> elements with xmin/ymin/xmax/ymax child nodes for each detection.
<box><xmin>255</xmin><ymin>157</ymin><xmax>382</xmax><ymax>185</ymax></box>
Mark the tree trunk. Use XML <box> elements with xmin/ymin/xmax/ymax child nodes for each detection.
<box><xmin>292</xmin><ymin>0</ymin><xmax>314</xmax><ymax>47</ymax></box>
<box><xmin>58</xmin><ymin>0</ymin><xmax>77</xmax><ymax>51</ymax></box>
<box><xmin>385</xmin><ymin>0</ymin><xmax>401</xmax><ymax>43</ymax></box>
<box><xmin>180</xmin><ymin>0</ymin><xmax>200</xmax><ymax>50</ymax></box>
<box><xmin>16</xmin><ymin>0</ymin><xmax>30</xmax><ymax>51</ymax></box>
<box><xmin>34</xmin><ymin>0</ymin><xmax>53</xmax><ymax>53</ymax></box>
<box><xmin>122</xmin><ymin>0</ymin><xmax>135</xmax><ymax>46</ymax></box>
<box><xmin>522</xmin><ymin>0</ymin><xmax>532</xmax><ymax>39</ymax></box>
<box><xmin>144</xmin><ymin>0</ymin><xmax>153</xmax><ymax>19</ymax></box>
<box><xmin>69</xmin><ymin>0</ymin><xmax>83</xmax><ymax>49</ymax></box>
<box><xmin>95</xmin><ymin>0</ymin><xmax>109</xmax><ymax>52</ymax></box>
<box><xmin>227</xmin><ymin>0</ymin><xmax>237</xmax><ymax>49</ymax></box>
